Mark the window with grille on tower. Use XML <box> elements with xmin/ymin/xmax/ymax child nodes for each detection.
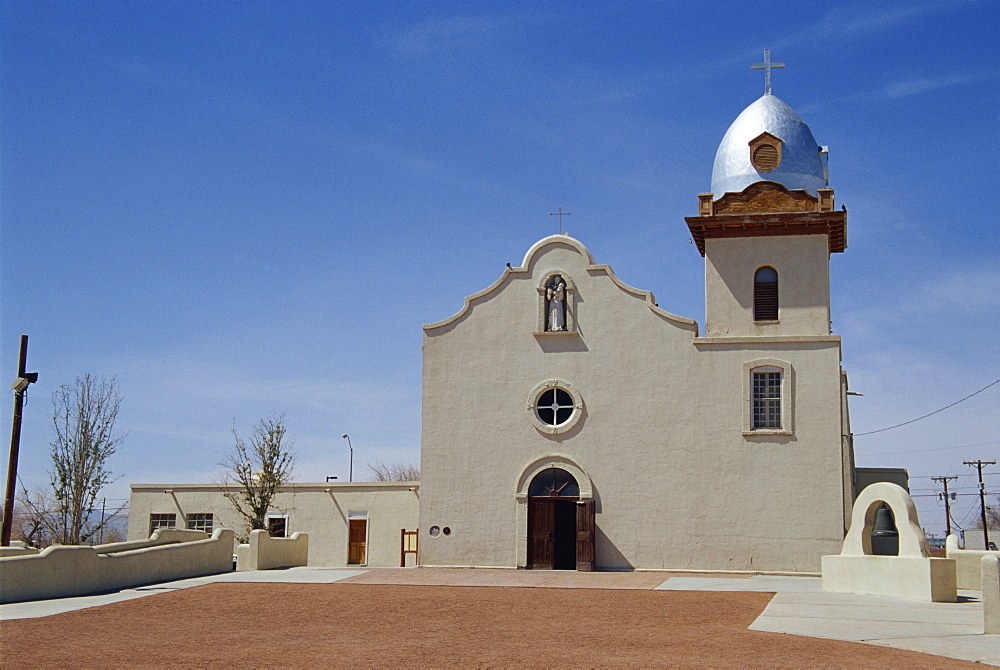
<box><xmin>753</xmin><ymin>266</ymin><xmax>779</xmax><ymax>321</ymax></box>
<box><xmin>752</xmin><ymin>369</ymin><xmax>782</xmax><ymax>430</ymax></box>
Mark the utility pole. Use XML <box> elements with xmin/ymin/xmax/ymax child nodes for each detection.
<box><xmin>964</xmin><ymin>459</ymin><xmax>997</xmax><ymax>549</ymax></box>
<box><xmin>931</xmin><ymin>475</ymin><xmax>958</xmax><ymax>537</ymax></box>
<box><xmin>3</xmin><ymin>335</ymin><xmax>39</xmax><ymax>546</ymax></box>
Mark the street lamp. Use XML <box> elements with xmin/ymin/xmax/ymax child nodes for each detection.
<box><xmin>342</xmin><ymin>434</ymin><xmax>353</xmax><ymax>482</ymax></box>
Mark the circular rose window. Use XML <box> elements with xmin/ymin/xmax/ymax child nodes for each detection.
<box><xmin>527</xmin><ymin>380</ymin><xmax>583</xmax><ymax>435</ymax></box>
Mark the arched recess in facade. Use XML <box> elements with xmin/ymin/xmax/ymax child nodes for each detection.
<box><xmin>514</xmin><ymin>454</ymin><xmax>595</xmax><ymax>570</ymax></box>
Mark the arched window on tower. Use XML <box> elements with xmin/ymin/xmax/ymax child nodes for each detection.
<box><xmin>753</xmin><ymin>267</ymin><xmax>779</xmax><ymax>321</ymax></box>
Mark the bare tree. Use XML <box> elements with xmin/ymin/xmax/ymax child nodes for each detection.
<box><xmin>30</xmin><ymin>375</ymin><xmax>125</xmax><ymax>545</ymax></box>
<box><xmin>367</xmin><ymin>460</ymin><xmax>420</xmax><ymax>482</ymax></box>
<box><xmin>5</xmin><ymin>490</ymin><xmax>55</xmax><ymax>548</ymax></box>
<box><xmin>221</xmin><ymin>416</ymin><xmax>294</xmax><ymax>541</ymax></box>
<box><xmin>972</xmin><ymin>495</ymin><xmax>1000</xmax><ymax>530</ymax></box>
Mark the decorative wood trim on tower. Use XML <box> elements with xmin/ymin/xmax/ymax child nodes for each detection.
<box><xmin>686</xmin><ymin>181</ymin><xmax>847</xmax><ymax>256</ymax></box>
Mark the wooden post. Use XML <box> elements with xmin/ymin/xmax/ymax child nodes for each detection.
<box><xmin>2</xmin><ymin>335</ymin><xmax>30</xmax><ymax>546</ymax></box>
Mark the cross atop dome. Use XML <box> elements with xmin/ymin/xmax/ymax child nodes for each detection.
<box><xmin>751</xmin><ymin>49</ymin><xmax>785</xmax><ymax>95</ymax></box>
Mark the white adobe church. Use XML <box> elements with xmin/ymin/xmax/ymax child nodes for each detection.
<box><xmin>132</xmin><ymin>72</ymin><xmax>887</xmax><ymax>573</ymax></box>
<box><xmin>418</xmin><ymin>89</ymin><xmax>852</xmax><ymax>573</ymax></box>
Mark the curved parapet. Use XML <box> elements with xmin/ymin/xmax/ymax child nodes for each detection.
<box><xmin>424</xmin><ymin>234</ymin><xmax>697</xmax><ymax>334</ymax></box>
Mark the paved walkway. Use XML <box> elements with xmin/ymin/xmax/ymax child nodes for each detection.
<box><xmin>2</xmin><ymin>567</ymin><xmax>996</xmax><ymax>666</ymax></box>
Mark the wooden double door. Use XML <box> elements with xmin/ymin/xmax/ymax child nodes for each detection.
<box><xmin>528</xmin><ymin>498</ymin><xmax>595</xmax><ymax>571</ymax></box>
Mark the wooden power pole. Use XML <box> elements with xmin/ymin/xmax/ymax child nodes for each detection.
<box><xmin>3</xmin><ymin>335</ymin><xmax>38</xmax><ymax>546</ymax></box>
<box><xmin>964</xmin><ymin>459</ymin><xmax>997</xmax><ymax>549</ymax></box>
<box><xmin>931</xmin><ymin>475</ymin><xmax>958</xmax><ymax>537</ymax></box>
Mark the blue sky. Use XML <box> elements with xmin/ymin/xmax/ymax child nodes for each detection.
<box><xmin>2</xmin><ymin>1</ymin><xmax>997</xmax><ymax>538</ymax></box>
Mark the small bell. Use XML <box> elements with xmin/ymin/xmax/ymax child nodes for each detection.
<box><xmin>870</xmin><ymin>503</ymin><xmax>899</xmax><ymax>556</ymax></box>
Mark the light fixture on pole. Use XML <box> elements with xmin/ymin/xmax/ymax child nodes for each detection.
<box><xmin>342</xmin><ymin>434</ymin><xmax>353</xmax><ymax>482</ymax></box>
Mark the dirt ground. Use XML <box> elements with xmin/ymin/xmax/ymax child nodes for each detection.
<box><xmin>0</xmin><ymin>583</ymin><xmax>978</xmax><ymax>668</ymax></box>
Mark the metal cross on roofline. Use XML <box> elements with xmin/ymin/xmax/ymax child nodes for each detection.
<box><xmin>751</xmin><ymin>48</ymin><xmax>785</xmax><ymax>96</ymax></box>
<box><xmin>549</xmin><ymin>207</ymin><xmax>571</xmax><ymax>234</ymax></box>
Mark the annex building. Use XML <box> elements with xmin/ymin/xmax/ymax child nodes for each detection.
<box><xmin>131</xmin><ymin>86</ymin><xmax>880</xmax><ymax>573</ymax></box>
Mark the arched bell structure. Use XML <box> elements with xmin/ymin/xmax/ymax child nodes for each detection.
<box><xmin>822</xmin><ymin>482</ymin><xmax>957</xmax><ymax>602</ymax></box>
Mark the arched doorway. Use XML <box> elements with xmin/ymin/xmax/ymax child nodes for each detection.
<box><xmin>528</xmin><ymin>468</ymin><xmax>584</xmax><ymax>570</ymax></box>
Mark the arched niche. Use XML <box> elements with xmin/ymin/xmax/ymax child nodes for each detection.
<box><xmin>536</xmin><ymin>270</ymin><xmax>576</xmax><ymax>334</ymax></box>
<box><xmin>839</xmin><ymin>482</ymin><xmax>930</xmax><ymax>558</ymax></box>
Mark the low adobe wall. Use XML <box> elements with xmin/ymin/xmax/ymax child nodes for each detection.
<box><xmin>236</xmin><ymin>530</ymin><xmax>309</xmax><ymax>571</ymax></box>
<box><xmin>946</xmin><ymin>534</ymin><xmax>1000</xmax><ymax>590</ymax></box>
<box><xmin>0</xmin><ymin>541</ymin><xmax>40</xmax><ymax>558</ymax></box>
<box><xmin>0</xmin><ymin>528</ymin><xmax>235</xmax><ymax>604</ymax></box>
<box><xmin>93</xmin><ymin>528</ymin><xmax>211</xmax><ymax>554</ymax></box>
<box><xmin>984</xmin><ymin>554</ymin><xmax>999</xmax><ymax>634</ymax></box>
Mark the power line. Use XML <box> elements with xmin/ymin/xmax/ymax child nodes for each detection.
<box><xmin>854</xmin><ymin>378</ymin><xmax>1000</xmax><ymax>436</ymax></box>
<box><xmin>863</xmin><ymin>439</ymin><xmax>1000</xmax><ymax>456</ymax></box>
<box><xmin>909</xmin><ymin>471</ymin><xmax>999</xmax><ymax>479</ymax></box>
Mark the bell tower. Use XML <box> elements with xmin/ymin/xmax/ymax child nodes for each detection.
<box><xmin>685</xmin><ymin>89</ymin><xmax>846</xmax><ymax>338</ymax></box>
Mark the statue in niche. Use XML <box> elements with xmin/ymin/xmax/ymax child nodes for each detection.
<box><xmin>546</xmin><ymin>275</ymin><xmax>567</xmax><ymax>331</ymax></box>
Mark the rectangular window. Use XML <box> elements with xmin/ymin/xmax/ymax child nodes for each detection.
<box><xmin>186</xmin><ymin>513</ymin><xmax>213</xmax><ymax>533</ymax></box>
<box><xmin>149</xmin><ymin>513</ymin><xmax>176</xmax><ymax>536</ymax></box>
<box><xmin>752</xmin><ymin>371</ymin><xmax>782</xmax><ymax>429</ymax></box>
<box><xmin>266</xmin><ymin>515</ymin><xmax>287</xmax><ymax>538</ymax></box>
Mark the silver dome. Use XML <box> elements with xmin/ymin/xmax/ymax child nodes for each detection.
<box><xmin>711</xmin><ymin>94</ymin><xmax>827</xmax><ymax>196</ymax></box>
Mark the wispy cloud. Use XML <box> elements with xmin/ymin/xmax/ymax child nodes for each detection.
<box><xmin>771</xmin><ymin>2</ymin><xmax>953</xmax><ymax>51</ymax></box>
<box><xmin>876</xmin><ymin>71</ymin><xmax>996</xmax><ymax>99</ymax></box>
<box><xmin>388</xmin><ymin>16</ymin><xmax>507</xmax><ymax>56</ymax></box>
<box><xmin>796</xmin><ymin>68</ymin><xmax>997</xmax><ymax>114</ymax></box>
<box><xmin>841</xmin><ymin>264</ymin><xmax>1000</xmax><ymax>331</ymax></box>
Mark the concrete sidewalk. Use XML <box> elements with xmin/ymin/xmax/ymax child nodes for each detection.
<box><xmin>658</xmin><ymin>575</ymin><xmax>997</xmax><ymax>666</ymax></box>
<box><xmin>2</xmin><ymin>567</ymin><xmax>996</xmax><ymax>666</ymax></box>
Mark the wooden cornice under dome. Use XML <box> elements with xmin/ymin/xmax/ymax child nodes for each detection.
<box><xmin>685</xmin><ymin>181</ymin><xmax>847</xmax><ymax>256</ymax></box>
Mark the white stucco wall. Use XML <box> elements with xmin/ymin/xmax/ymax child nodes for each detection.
<box><xmin>419</xmin><ymin>234</ymin><xmax>850</xmax><ymax>572</ymax></box>
<box><xmin>705</xmin><ymin>234</ymin><xmax>831</xmax><ymax>337</ymax></box>
<box><xmin>0</xmin><ymin>528</ymin><xmax>234</xmax><ymax>604</ymax></box>
<box><xmin>129</xmin><ymin>482</ymin><xmax>419</xmax><ymax>567</ymax></box>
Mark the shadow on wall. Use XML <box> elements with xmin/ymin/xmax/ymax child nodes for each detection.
<box><xmin>596</xmin><ymin>526</ymin><xmax>634</xmax><ymax>571</ymax></box>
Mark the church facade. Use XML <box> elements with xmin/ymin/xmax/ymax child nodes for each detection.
<box><xmin>417</xmin><ymin>92</ymin><xmax>855</xmax><ymax>573</ymax></box>
<box><xmin>130</xmin><ymin>88</ymin><xmax>870</xmax><ymax>573</ymax></box>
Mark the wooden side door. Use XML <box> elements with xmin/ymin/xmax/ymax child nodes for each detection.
<box><xmin>576</xmin><ymin>499</ymin><xmax>595</xmax><ymax>571</ymax></box>
<box><xmin>528</xmin><ymin>500</ymin><xmax>554</xmax><ymax>569</ymax></box>
<box><xmin>348</xmin><ymin>519</ymin><xmax>367</xmax><ymax>565</ymax></box>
